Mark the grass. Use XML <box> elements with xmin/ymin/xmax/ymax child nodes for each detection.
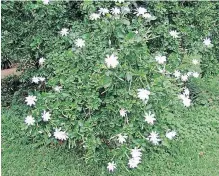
<box><xmin>2</xmin><ymin>76</ymin><xmax>219</xmax><ymax>176</ymax></box>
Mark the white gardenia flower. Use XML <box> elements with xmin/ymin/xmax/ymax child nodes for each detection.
<box><xmin>135</xmin><ymin>7</ymin><xmax>147</xmax><ymax>16</ymax></box>
<box><xmin>166</xmin><ymin>130</ymin><xmax>177</xmax><ymax>140</ymax></box>
<box><xmin>142</xmin><ymin>13</ymin><xmax>152</xmax><ymax>19</ymax></box>
<box><xmin>148</xmin><ymin>131</ymin><xmax>161</xmax><ymax>145</ymax></box>
<box><xmin>42</xmin><ymin>110</ymin><xmax>51</xmax><ymax>122</ymax></box>
<box><xmin>99</xmin><ymin>8</ymin><xmax>109</xmax><ymax>15</ymax></box>
<box><xmin>25</xmin><ymin>95</ymin><xmax>37</xmax><ymax>106</ymax></box>
<box><xmin>42</xmin><ymin>0</ymin><xmax>49</xmax><ymax>5</ymax></box>
<box><xmin>137</xmin><ymin>89</ymin><xmax>150</xmax><ymax>101</ymax></box>
<box><xmin>131</xmin><ymin>147</ymin><xmax>142</xmax><ymax>158</ymax></box>
<box><xmin>183</xmin><ymin>88</ymin><xmax>190</xmax><ymax>96</ymax></box>
<box><xmin>111</xmin><ymin>7</ymin><xmax>121</xmax><ymax>15</ymax></box>
<box><xmin>128</xmin><ymin>157</ymin><xmax>141</xmax><ymax>168</ymax></box>
<box><xmin>117</xmin><ymin>134</ymin><xmax>128</xmax><ymax>144</ymax></box>
<box><xmin>144</xmin><ymin>111</ymin><xmax>156</xmax><ymax>125</ymax></box>
<box><xmin>169</xmin><ymin>30</ymin><xmax>180</xmax><ymax>38</ymax></box>
<box><xmin>54</xmin><ymin>86</ymin><xmax>62</xmax><ymax>92</ymax></box>
<box><xmin>54</xmin><ymin>128</ymin><xmax>68</xmax><ymax>141</ymax></box>
<box><xmin>119</xmin><ymin>108</ymin><xmax>127</xmax><ymax>117</ymax></box>
<box><xmin>89</xmin><ymin>13</ymin><xmax>100</xmax><ymax>20</ymax></box>
<box><xmin>179</xmin><ymin>94</ymin><xmax>191</xmax><ymax>107</ymax></box>
<box><xmin>38</xmin><ymin>77</ymin><xmax>45</xmax><ymax>82</ymax></box>
<box><xmin>181</xmin><ymin>74</ymin><xmax>188</xmax><ymax>82</ymax></box>
<box><xmin>192</xmin><ymin>59</ymin><xmax>199</xmax><ymax>65</ymax></box>
<box><xmin>60</xmin><ymin>28</ymin><xmax>69</xmax><ymax>36</ymax></box>
<box><xmin>105</xmin><ymin>54</ymin><xmax>119</xmax><ymax>68</ymax></box>
<box><xmin>174</xmin><ymin>70</ymin><xmax>181</xmax><ymax>78</ymax></box>
<box><xmin>193</xmin><ymin>72</ymin><xmax>199</xmax><ymax>78</ymax></box>
<box><xmin>155</xmin><ymin>55</ymin><xmax>167</xmax><ymax>64</ymax></box>
<box><xmin>182</xmin><ymin>97</ymin><xmax>191</xmax><ymax>107</ymax></box>
<box><xmin>39</xmin><ymin>57</ymin><xmax>45</xmax><ymax>65</ymax></box>
<box><xmin>25</xmin><ymin>115</ymin><xmax>35</xmax><ymax>126</ymax></box>
<box><xmin>203</xmin><ymin>38</ymin><xmax>211</xmax><ymax>46</ymax></box>
<box><xmin>32</xmin><ymin>76</ymin><xmax>40</xmax><ymax>84</ymax></box>
<box><xmin>75</xmin><ymin>38</ymin><xmax>85</xmax><ymax>48</ymax></box>
<box><xmin>107</xmin><ymin>161</ymin><xmax>116</xmax><ymax>172</ymax></box>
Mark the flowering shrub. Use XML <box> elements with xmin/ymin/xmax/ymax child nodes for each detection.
<box><xmin>6</xmin><ymin>0</ymin><xmax>217</xmax><ymax>173</ymax></box>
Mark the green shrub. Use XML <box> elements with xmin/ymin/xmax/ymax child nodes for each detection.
<box><xmin>2</xmin><ymin>1</ymin><xmax>219</xmax><ymax>173</ymax></box>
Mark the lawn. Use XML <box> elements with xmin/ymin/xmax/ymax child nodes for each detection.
<box><xmin>2</xmin><ymin>76</ymin><xmax>219</xmax><ymax>176</ymax></box>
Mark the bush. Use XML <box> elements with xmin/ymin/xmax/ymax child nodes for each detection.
<box><xmin>2</xmin><ymin>1</ymin><xmax>219</xmax><ymax>173</ymax></box>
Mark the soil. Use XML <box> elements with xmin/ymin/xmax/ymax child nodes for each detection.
<box><xmin>1</xmin><ymin>66</ymin><xmax>22</xmax><ymax>79</ymax></box>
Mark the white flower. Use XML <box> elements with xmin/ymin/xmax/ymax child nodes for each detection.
<box><xmin>75</xmin><ymin>38</ymin><xmax>85</xmax><ymax>48</ymax></box>
<box><xmin>183</xmin><ymin>88</ymin><xmax>190</xmax><ymax>96</ymax></box>
<box><xmin>174</xmin><ymin>70</ymin><xmax>181</xmax><ymax>78</ymax></box>
<box><xmin>128</xmin><ymin>157</ymin><xmax>141</xmax><ymax>168</ymax></box>
<box><xmin>144</xmin><ymin>111</ymin><xmax>156</xmax><ymax>125</ymax></box>
<box><xmin>42</xmin><ymin>110</ymin><xmax>51</xmax><ymax>122</ymax></box>
<box><xmin>105</xmin><ymin>54</ymin><xmax>119</xmax><ymax>68</ymax></box>
<box><xmin>169</xmin><ymin>30</ymin><xmax>180</xmax><ymax>38</ymax></box>
<box><xmin>155</xmin><ymin>55</ymin><xmax>166</xmax><ymax>64</ymax></box>
<box><xmin>179</xmin><ymin>94</ymin><xmax>191</xmax><ymax>107</ymax></box>
<box><xmin>121</xmin><ymin>7</ymin><xmax>130</xmax><ymax>14</ymax></box>
<box><xmin>117</xmin><ymin>134</ymin><xmax>128</xmax><ymax>144</ymax></box>
<box><xmin>111</xmin><ymin>7</ymin><xmax>120</xmax><ymax>15</ymax></box>
<box><xmin>178</xmin><ymin>94</ymin><xmax>185</xmax><ymax>100</ymax></box>
<box><xmin>25</xmin><ymin>95</ymin><xmax>37</xmax><ymax>106</ymax></box>
<box><xmin>32</xmin><ymin>76</ymin><xmax>40</xmax><ymax>84</ymax></box>
<box><xmin>60</xmin><ymin>28</ymin><xmax>69</xmax><ymax>36</ymax></box>
<box><xmin>182</xmin><ymin>97</ymin><xmax>191</xmax><ymax>107</ymax></box>
<box><xmin>148</xmin><ymin>131</ymin><xmax>161</xmax><ymax>145</ymax></box>
<box><xmin>203</xmin><ymin>38</ymin><xmax>211</xmax><ymax>46</ymax></box>
<box><xmin>131</xmin><ymin>147</ymin><xmax>142</xmax><ymax>158</ymax></box>
<box><xmin>54</xmin><ymin>86</ymin><xmax>62</xmax><ymax>92</ymax></box>
<box><xmin>137</xmin><ymin>89</ymin><xmax>150</xmax><ymax>101</ymax></box>
<box><xmin>25</xmin><ymin>115</ymin><xmax>35</xmax><ymax>126</ymax></box>
<box><xmin>39</xmin><ymin>57</ymin><xmax>45</xmax><ymax>65</ymax></box>
<box><xmin>142</xmin><ymin>13</ymin><xmax>152</xmax><ymax>19</ymax></box>
<box><xmin>107</xmin><ymin>161</ymin><xmax>116</xmax><ymax>172</ymax></box>
<box><xmin>89</xmin><ymin>13</ymin><xmax>100</xmax><ymax>20</ymax></box>
<box><xmin>42</xmin><ymin>0</ymin><xmax>49</xmax><ymax>5</ymax></box>
<box><xmin>119</xmin><ymin>108</ymin><xmax>127</xmax><ymax>117</ymax></box>
<box><xmin>38</xmin><ymin>77</ymin><xmax>45</xmax><ymax>82</ymax></box>
<box><xmin>99</xmin><ymin>8</ymin><xmax>109</xmax><ymax>15</ymax></box>
<box><xmin>166</xmin><ymin>130</ymin><xmax>177</xmax><ymax>140</ymax></box>
<box><xmin>193</xmin><ymin>72</ymin><xmax>199</xmax><ymax>78</ymax></box>
<box><xmin>192</xmin><ymin>59</ymin><xmax>199</xmax><ymax>65</ymax></box>
<box><xmin>134</xmin><ymin>30</ymin><xmax>139</xmax><ymax>34</ymax></box>
<box><xmin>54</xmin><ymin>128</ymin><xmax>68</xmax><ymax>141</ymax></box>
<box><xmin>135</xmin><ymin>7</ymin><xmax>147</xmax><ymax>16</ymax></box>
<box><xmin>181</xmin><ymin>74</ymin><xmax>188</xmax><ymax>82</ymax></box>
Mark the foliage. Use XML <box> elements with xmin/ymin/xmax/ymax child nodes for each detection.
<box><xmin>2</xmin><ymin>97</ymin><xmax>219</xmax><ymax>175</ymax></box>
<box><xmin>1</xmin><ymin>0</ymin><xmax>219</xmax><ymax>173</ymax></box>
<box><xmin>1</xmin><ymin>1</ymin><xmax>82</xmax><ymax>67</ymax></box>
<box><xmin>1</xmin><ymin>75</ymin><xmax>21</xmax><ymax>107</ymax></box>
